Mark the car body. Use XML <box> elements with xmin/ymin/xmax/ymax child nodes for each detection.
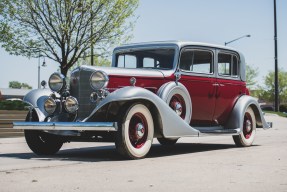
<box><xmin>14</xmin><ymin>41</ymin><xmax>271</xmax><ymax>159</ymax></box>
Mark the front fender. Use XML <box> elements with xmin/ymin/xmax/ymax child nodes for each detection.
<box><xmin>23</xmin><ymin>89</ymin><xmax>54</xmax><ymax>121</ymax></box>
<box><xmin>84</xmin><ymin>86</ymin><xmax>199</xmax><ymax>137</ymax></box>
<box><xmin>225</xmin><ymin>95</ymin><xmax>270</xmax><ymax>131</ymax></box>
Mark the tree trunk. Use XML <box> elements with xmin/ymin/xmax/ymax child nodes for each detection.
<box><xmin>61</xmin><ymin>67</ymin><xmax>68</xmax><ymax>77</ymax></box>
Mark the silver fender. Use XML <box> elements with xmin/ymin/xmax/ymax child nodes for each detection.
<box><xmin>23</xmin><ymin>89</ymin><xmax>54</xmax><ymax>121</ymax></box>
<box><xmin>84</xmin><ymin>86</ymin><xmax>199</xmax><ymax>137</ymax></box>
<box><xmin>225</xmin><ymin>95</ymin><xmax>270</xmax><ymax>131</ymax></box>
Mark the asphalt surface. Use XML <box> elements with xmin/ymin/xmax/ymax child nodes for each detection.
<box><xmin>0</xmin><ymin>114</ymin><xmax>286</xmax><ymax>192</ymax></box>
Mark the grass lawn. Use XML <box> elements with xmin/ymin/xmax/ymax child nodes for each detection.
<box><xmin>264</xmin><ymin>111</ymin><xmax>287</xmax><ymax>118</ymax></box>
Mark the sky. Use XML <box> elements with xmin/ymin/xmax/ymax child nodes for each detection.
<box><xmin>0</xmin><ymin>0</ymin><xmax>286</xmax><ymax>89</ymax></box>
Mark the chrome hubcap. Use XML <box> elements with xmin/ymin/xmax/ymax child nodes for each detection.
<box><xmin>136</xmin><ymin>123</ymin><xmax>145</xmax><ymax>139</ymax></box>
<box><xmin>245</xmin><ymin>120</ymin><xmax>252</xmax><ymax>132</ymax></box>
<box><xmin>174</xmin><ymin>102</ymin><xmax>182</xmax><ymax>116</ymax></box>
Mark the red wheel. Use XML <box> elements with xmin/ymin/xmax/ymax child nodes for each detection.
<box><xmin>169</xmin><ymin>94</ymin><xmax>186</xmax><ymax>119</ymax></box>
<box><xmin>116</xmin><ymin>103</ymin><xmax>154</xmax><ymax>159</ymax></box>
<box><xmin>233</xmin><ymin>107</ymin><xmax>256</xmax><ymax>147</ymax></box>
<box><xmin>128</xmin><ymin>112</ymin><xmax>149</xmax><ymax>149</ymax></box>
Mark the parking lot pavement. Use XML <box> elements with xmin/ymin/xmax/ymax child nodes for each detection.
<box><xmin>0</xmin><ymin>114</ymin><xmax>286</xmax><ymax>192</ymax></box>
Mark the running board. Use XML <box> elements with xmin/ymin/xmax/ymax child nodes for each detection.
<box><xmin>195</xmin><ymin>127</ymin><xmax>240</xmax><ymax>135</ymax></box>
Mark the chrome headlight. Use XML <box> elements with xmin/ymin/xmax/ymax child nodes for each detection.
<box><xmin>49</xmin><ymin>73</ymin><xmax>65</xmax><ymax>92</ymax></box>
<box><xmin>90</xmin><ymin>71</ymin><xmax>109</xmax><ymax>90</ymax></box>
<box><xmin>44</xmin><ymin>97</ymin><xmax>57</xmax><ymax>114</ymax></box>
<box><xmin>64</xmin><ymin>96</ymin><xmax>79</xmax><ymax>113</ymax></box>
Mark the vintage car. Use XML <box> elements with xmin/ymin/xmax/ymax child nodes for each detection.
<box><xmin>14</xmin><ymin>41</ymin><xmax>271</xmax><ymax>159</ymax></box>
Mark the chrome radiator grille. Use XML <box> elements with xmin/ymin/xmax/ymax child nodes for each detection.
<box><xmin>70</xmin><ymin>68</ymin><xmax>97</xmax><ymax>119</ymax></box>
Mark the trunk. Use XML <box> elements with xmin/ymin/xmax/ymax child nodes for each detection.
<box><xmin>61</xmin><ymin>66</ymin><xmax>68</xmax><ymax>76</ymax></box>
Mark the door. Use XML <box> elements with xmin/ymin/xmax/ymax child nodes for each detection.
<box><xmin>214</xmin><ymin>51</ymin><xmax>246</xmax><ymax>125</ymax></box>
<box><xmin>178</xmin><ymin>48</ymin><xmax>217</xmax><ymax>125</ymax></box>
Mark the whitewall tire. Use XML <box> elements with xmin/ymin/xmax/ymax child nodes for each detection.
<box><xmin>233</xmin><ymin>107</ymin><xmax>256</xmax><ymax>147</ymax></box>
<box><xmin>116</xmin><ymin>103</ymin><xmax>154</xmax><ymax>159</ymax></box>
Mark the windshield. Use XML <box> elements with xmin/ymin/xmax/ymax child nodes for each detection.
<box><xmin>115</xmin><ymin>48</ymin><xmax>175</xmax><ymax>70</ymax></box>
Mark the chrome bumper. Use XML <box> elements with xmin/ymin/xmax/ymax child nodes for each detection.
<box><xmin>13</xmin><ymin>122</ymin><xmax>118</xmax><ymax>132</ymax></box>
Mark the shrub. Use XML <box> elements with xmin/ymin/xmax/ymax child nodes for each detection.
<box><xmin>279</xmin><ymin>104</ymin><xmax>287</xmax><ymax>113</ymax></box>
<box><xmin>0</xmin><ymin>100</ymin><xmax>29</xmax><ymax>110</ymax></box>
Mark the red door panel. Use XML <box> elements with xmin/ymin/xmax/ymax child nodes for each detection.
<box><xmin>180</xmin><ymin>75</ymin><xmax>216</xmax><ymax>125</ymax></box>
<box><xmin>214</xmin><ymin>78</ymin><xmax>245</xmax><ymax>125</ymax></box>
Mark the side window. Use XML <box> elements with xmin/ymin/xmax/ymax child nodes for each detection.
<box><xmin>232</xmin><ymin>56</ymin><xmax>239</xmax><ymax>76</ymax></box>
<box><xmin>218</xmin><ymin>53</ymin><xmax>231</xmax><ymax>76</ymax></box>
<box><xmin>117</xmin><ymin>55</ymin><xmax>137</xmax><ymax>68</ymax></box>
<box><xmin>218</xmin><ymin>53</ymin><xmax>239</xmax><ymax>77</ymax></box>
<box><xmin>179</xmin><ymin>49</ymin><xmax>213</xmax><ymax>74</ymax></box>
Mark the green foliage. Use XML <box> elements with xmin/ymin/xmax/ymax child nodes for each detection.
<box><xmin>9</xmin><ymin>81</ymin><xmax>32</xmax><ymax>89</ymax></box>
<box><xmin>9</xmin><ymin>81</ymin><xmax>22</xmax><ymax>89</ymax></box>
<box><xmin>246</xmin><ymin>65</ymin><xmax>259</xmax><ymax>89</ymax></box>
<box><xmin>0</xmin><ymin>100</ymin><xmax>29</xmax><ymax>110</ymax></box>
<box><xmin>0</xmin><ymin>0</ymin><xmax>139</xmax><ymax>75</ymax></box>
<box><xmin>21</xmin><ymin>83</ymin><xmax>32</xmax><ymax>89</ymax></box>
<box><xmin>279</xmin><ymin>104</ymin><xmax>287</xmax><ymax>113</ymax></box>
<box><xmin>257</xmin><ymin>69</ymin><xmax>287</xmax><ymax>103</ymax></box>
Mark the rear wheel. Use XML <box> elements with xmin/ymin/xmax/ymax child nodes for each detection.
<box><xmin>233</xmin><ymin>107</ymin><xmax>256</xmax><ymax>147</ymax></box>
<box><xmin>25</xmin><ymin>130</ymin><xmax>63</xmax><ymax>155</ymax></box>
<box><xmin>115</xmin><ymin>103</ymin><xmax>154</xmax><ymax>159</ymax></box>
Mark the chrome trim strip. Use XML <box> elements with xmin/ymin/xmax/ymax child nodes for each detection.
<box><xmin>13</xmin><ymin>122</ymin><xmax>118</xmax><ymax>132</ymax></box>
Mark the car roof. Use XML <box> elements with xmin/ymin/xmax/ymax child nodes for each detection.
<box><xmin>114</xmin><ymin>41</ymin><xmax>239</xmax><ymax>53</ymax></box>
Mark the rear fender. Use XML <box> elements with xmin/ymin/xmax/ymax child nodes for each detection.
<box><xmin>84</xmin><ymin>86</ymin><xmax>199</xmax><ymax>137</ymax></box>
<box><xmin>225</xmin><ymin>95</ymin><xmax>270</xmax><ymax>131</ymax></box>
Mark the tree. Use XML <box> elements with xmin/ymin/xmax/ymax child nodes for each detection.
<box><xmin>9</xmin><ymin>81</ymin><xmax>22</xmax><ymax>89</ymax></box>
<box><xmin>9</xmin><ymin>81</ymin><xmax>32</xmax><ymax>89</ymax></box>
<box><xmin>257</xmin><ymin>69</ymin><xmax>287</xmax><ymax>104</ymax></box>
<box><xmin>21</xmin><ymin>83</ymin><xmax>33</xmax><ymax>89</ymax></box>
<box><xmin>246</xmin><ymin>65</ymin><xmax>259</xmax><ymax>89</ymax></box>
<box><xmin>0</xmin><ymin>0</ymin><xmax>138</xmax><ymax>76</ymax></box>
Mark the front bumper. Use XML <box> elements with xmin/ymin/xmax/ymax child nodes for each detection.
<box><xmin>13</xmin><ymin>122</ymin><xmax>118</xmax><ymax>132</ymax></box>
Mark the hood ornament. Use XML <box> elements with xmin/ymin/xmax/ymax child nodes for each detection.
<box><xmin>130</xmin><ymin>77</ymin><xmax>136</xmax><ymax>86</ymax></box>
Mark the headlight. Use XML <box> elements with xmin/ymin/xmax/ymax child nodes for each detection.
<box><xmin>64</xmin><ymin>96</ymin><xmax>79</xmax><ymax>113</ymax></box>
<box><xmin>49</xmin><ymin>73</ymin><xmax>65</xmax><ymax>92</ymax></box>
<box><xmin>90</xmin><ymin>71</ymin><xmax>109</xmax><ymax>90</ymax></box>
<box><xmin>44</xmin><ymin>97</ymin><xmax>57</xmax><ymax>114</ymax></box>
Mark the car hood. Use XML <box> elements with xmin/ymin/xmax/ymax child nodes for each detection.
<box><xmin>79</xmin><ymin>65</ymin><xmax>174</xmax><ymax>79</ymax></box>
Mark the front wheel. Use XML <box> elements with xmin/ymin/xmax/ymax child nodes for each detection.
<box><xmin>233</xmin><ymin>107</ymin><xmax>256</xmax><ymax>147</ymax></box>
<box><xmin>25</xmin><ymin>130</ymin><xmax>64</xmax><ymax>155</ymax></box>
<box><xmin>115</xmin><ymin>103</ymin><xmax>154</xmax><ymax>159</ymax></box>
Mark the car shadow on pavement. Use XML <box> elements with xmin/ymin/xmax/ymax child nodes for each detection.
<box><xmin>0</xmin><ymin>142</ymin><xmax>260</xmax><ymax>162</ymax></box>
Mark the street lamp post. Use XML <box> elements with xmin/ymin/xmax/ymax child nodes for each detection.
<box><xmin>274</xmin><ymin>0</ymin><xmax>279</xmax><ymax>112</ymax></box>
<box><xmin>224</xmin><ymin>35</ymin><xmax>251</xmax><ymax>46</ymax></box>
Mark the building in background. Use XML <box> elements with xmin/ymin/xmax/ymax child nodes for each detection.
<box><xmin>0</xmin><ymin>88</ymin><xmax>30</xmax><ymax>100</ymax></box>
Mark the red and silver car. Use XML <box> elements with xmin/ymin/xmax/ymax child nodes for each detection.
<box><xmin>14</xmin><ymin>41</ymin><xmax>271</xmax><ymax>159</ymax></box>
